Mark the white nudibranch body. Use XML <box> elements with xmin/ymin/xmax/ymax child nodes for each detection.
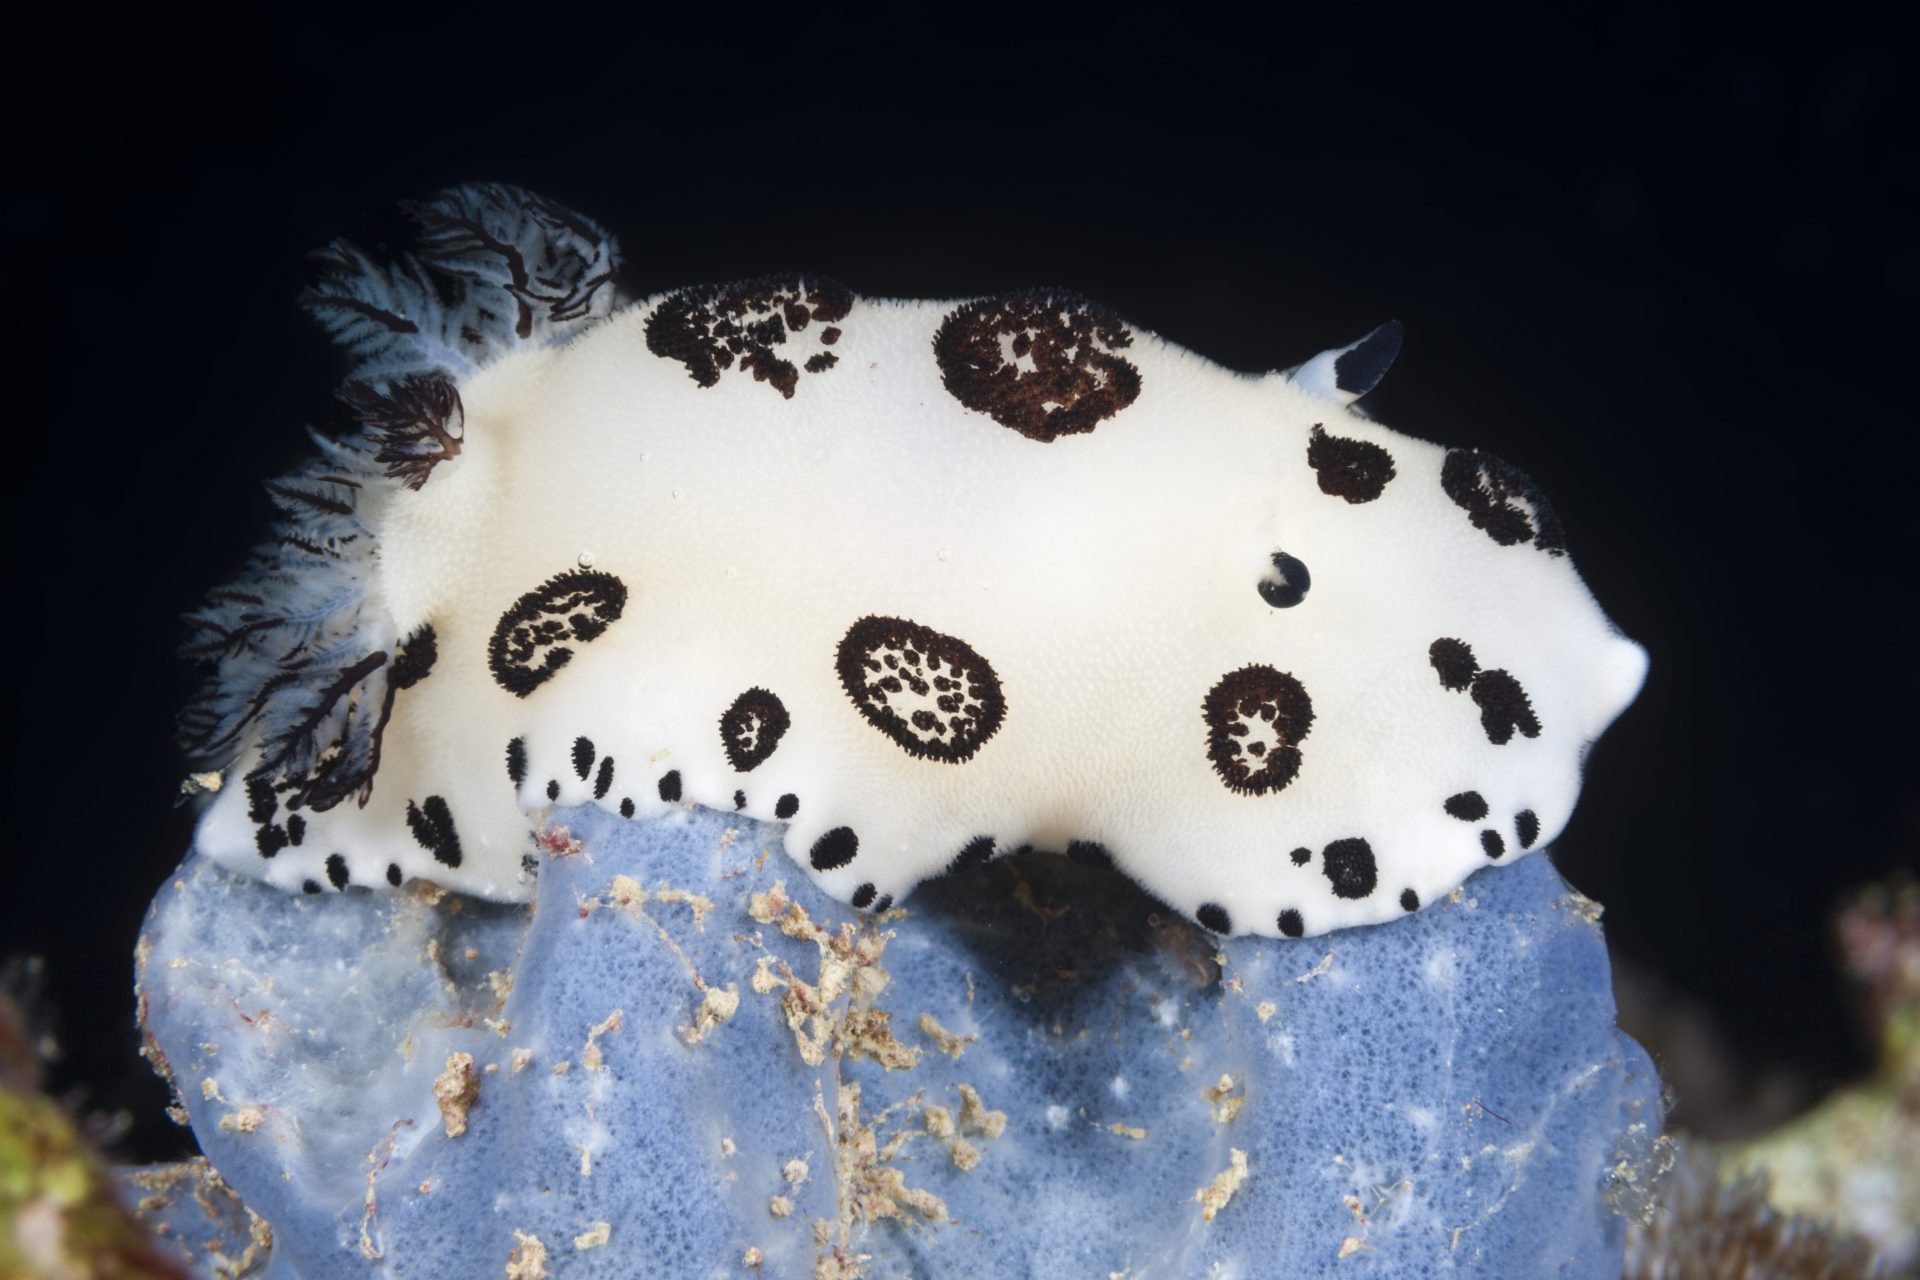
<box><xmin>181</xmin><ymin>185</ymin><xmax>1645</xmax><ymax>938</ymax></box>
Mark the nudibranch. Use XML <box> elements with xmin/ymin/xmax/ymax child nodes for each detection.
<box><xmin>179</xmin><ymin>185</ymin><xmax>1645</xmax><ymax>939</ymax></box>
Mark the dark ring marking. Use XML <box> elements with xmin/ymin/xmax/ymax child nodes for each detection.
<box><xmin>506</xmin><ymin>737</ymin><xmax>528</xmax><ymax>786</ymax></box>
<box><xmin>837</xmin><ymin>616</ymin><xmax>1007</xmax><ymax>764</ymax></box>
<box><xmin>810</xmin><ymin>826</ymin><xmax>859</xmax><ymax>871</ymax></box>
<box><xmin>404</xmin><ymin>795</ymin><xmax>462</xmax><ymax>868</ymax></box>
<box><xmin>1278</xmin><ymin>909</ymin><xmax>1305</xmax><ymax>938</ymax></box>
<box><xmin>658</xmin><ymin>771</ymin><xmax>682</xmax><ymax>803</ymax></box>
<box><xmin>594</xmin><ymin>756</ymin><xmax>615</xmax><ymax>800</ymax></box>
<box><xmin>1196</xmin><ymin>903</ymin><xmax>1232</xmax><ymax>935</ymax></box>
<box><xmin>1514</xmin><ymin>810</ymin><xmax>1541</xmax><ymax>849</ymax></box>
<box><xmin>775</xmin><ymin>794</ymin><xmax>799</xmax><ymax>820</ymax></box>
<box><xmin>950</xmin><ymin>836</ymin><xmax>996</xmax><ymax>874</ymax></box>
<box><xmin>326</xmin><ymin>853</ymin><xmax>349</xmax><ymax>890</ymax></box>
<box><xmin>1307</xmin><ymin>425</ymin><xmax>1397</xmax><ymax>504</ymax></box>
<box><xmin>719</xmin><ymin>688</ymin><xmax>791</xmax><ymax>772</ymax></box>
<box><xmin>1480</xmin><ymin>829</ymin><xmax>1506</xmax><ymax>859</ymax></box>
<box><xmin>1321</xmin><ymin>837</ymin><xmax>1377</xmax><ymax>900</ymax></box>
<box><xmin>1441</xmin><ymin>448</ymin><xmax>1567</xmax><ymax>556</ymax></box>
<box><xmin>1203</xmin><ymin>665</ymin><xmax>1314</xmax><ymax>796</ymax></box>
<box><xmin>933</xmin><ymin>290</ymin><xmax>1142</xmax><ymax>442</ymax></box>
<box><xmin>1258</xmin><ymin>552</ymin><xmax>1312</xmax><ymax>609</ymax></box>
<box><xmin>1444</xmin><ymin>791</ymin><xmax>1489</xmax><ymax>822</ymax></box>
<box><xmin>487</xmin><ymin>569</ymin><xmax>628</xmax><ymax>698</ymax></box>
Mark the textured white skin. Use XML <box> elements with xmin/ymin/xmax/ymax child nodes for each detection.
<box><xmin>198</xmin><ymin>295</ymin><xmax>1646</xmax><ymax>937</ymax></box>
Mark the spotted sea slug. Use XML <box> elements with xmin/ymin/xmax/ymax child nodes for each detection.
<box><xmin>179</xmin><ymin>184</ymin><xmax>1645</xmax><ymax>939</ymax></box>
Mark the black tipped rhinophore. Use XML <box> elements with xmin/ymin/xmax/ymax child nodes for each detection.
<box><xmin>1332</xmin><ymin>321</ymin><xmax>1403</xmax><ymax>397</ymax></box>
<box><xmin>1258</xmin><ymin>551</ymin><xmax>1312</xmax><ymax>609</ymax></box>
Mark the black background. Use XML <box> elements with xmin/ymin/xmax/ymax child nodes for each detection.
<box><xmin>4</xmin><ymin>7</ymin><xmax>1911</xmax><ymax>1161</ymax></box>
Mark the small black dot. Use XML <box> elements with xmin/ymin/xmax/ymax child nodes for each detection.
<box><xmin>851</xmin><ymin>883</ymin><xmax>877</xmax><ymax>909</ymax></box>
<box><xmin>1400</xmin><ymin>888</ymin><xmax>1419</xmax><ymax>912</ymax></box>
<box><xmin>1067</xmin><ymin>840</ymin><xmax>1113</xmax><ymax>869</ymax></box>
<box><xmin>594</xmin><ymin>756</ymin><xmax>615</xmax><ymax>800</ymax></box>
<box><xmin>1480</xmin><ymin>829</ymin><xmax>1505</xmax><ymax>859</ymax></box>
<box><xmin>1258</xmin><ymin>551</ymin><xmax>1312</xmax><ymax>608</ymax></box>
<box><xmin>658</xmin><ymin>770</ymin><xmax>682</xmax><ymax>803</ymax></box>
<box><xmin>572</xmin><ymin>736</ymin><xmax>595</xmax><ymax>779</ymax></box>
<box><xmin>950</xmin><ymin>836</ymin><xmax>996</xmax><ymax>873</ymax></box>
<box><xmin>734</xmin><ymin>789</ymin><xmax>746</xmax><ymax>810</ymax></box>
<box><xmin>1444</xmin><ymin>791</ymin><xmax>1489</xmax><ymax>822</ymax></box>
<box><xmin>872</xmin><ymin>894</ymin><xmax>893</xmax><ymax>912</ymax></box>
<box><xmin>506</xmin><ymin>737</ymin><xmax>527</xmax><ymax>786</ymax></box>
<box><xmin>811</xmin><ymin>827</ymin><xmax>859</xmax><ymax>871</ymax></box>
<box><xmin>325</xmin><ymin>853</ymin><xmax>349</xmax><ymax>890</ymax></box>
<box><xmin>775</xmin><ymin>793</ymin><xmax>799</xmax><ymax>820</ymax></box>
<box><xmin>1196</xmin><ymin>903</ymin><xmax>1232</xmax><ymax>934</ymax></box>
<box><xmin>546</xmin><ymin>779</ymin><xmax>560</xmax><ymax>801</ymax></box>
<box><xmin>1289</xmin><ymin>847</ymin><xmax>1312</xmax><ymax>866</ymax></box>
<box><xmin>302</xmin><ymin>880</ymin><xmax>322</xmax><ymax>895</ymax></box>
<box><xmin>285</xmin><ymin>814</ymin><xmax>305</xmax><ymax>846</ymax></box>
<box><xmin>386</xmin><ymin>863</ymin><xmax>402</xmax><ymax>887</ymax></box>
<box><xmin>1277</xmin><ymin>909</ymin><xmax>1305</xmax><ymax>937</ymax></box>
<box><xmin>1321</xmin><ymin>837</ymin><xmax>1378</xmax><ymax>900</ymax></box>
<box><xmin>1514</xmin><ymin>810</ymin><xmax>1540</xmax><ymax>849</ymax></box>
<box><xmin>619</xmin><ymin>797</ymin><xmax>635</xmax><ymax>819</ymax></box>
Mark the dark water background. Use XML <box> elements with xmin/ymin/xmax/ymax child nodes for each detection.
<box><xmin>4</xmin><ymin>7</ymin><xmax>1911</xmax><ymax>1160</ymax></box>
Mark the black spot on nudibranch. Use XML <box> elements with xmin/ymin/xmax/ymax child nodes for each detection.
<box><xmin>303</xmin><ymin>881</ymin><xmax>322</xmax><ymax>895</ymax></box>
<box><xmin>719</xmin><ymin>688</ymin><xmax>791</xmax><ymax>772</ymax></box>
<box><xmin>246</xmin><ymin>775</ymin><xmax>276</xmax><ymax>825</ymax></box>
<box><xmin>572</xmin><ymin>737</ymin><xmax>595</xmax><ymax>780</ymax></box>
<box><xmin>645</xmin><ymin>274</ymin><xmax>853</xmax><ymax>399</ymax></box>
<box><xmin>1320</xmin><ymin>838</ymin><xmax>1378</xmax><ymax>900</ymax></box>
<box><xmin>1258</xmin><ymin>552</ymin><xmax>1312</xmax><ymax>609</ymax></box>
<box><xmin>1196</xmin><ymin>903</ymin><xmax>1232</xmax><ymax>935</ymax></box>
<box><xmin>1431</xmin><ymin>640</ymin><xmax>1543</xmax><ymax>745</ymax></box>
<box><xmin>1469</xmin><ymin>670</ymin><xmax>1542</xmax><ymax>746</ymax></box>
<box><xmin>1429</xmin><ymin>639</ymin><xmax>1479</xmax><ymax>692</ymax></box>
<box><xmin>932</xmin><ymin>290</ymin><xmax>1142</xmax><ymax>442</ymax></box>
<box><xmin>1289</xmin><ymin>847</ymin><xmax>1312</xmax><ymax>866</ymax></box>
<box><xmin>546</xmin><ymin>780</ymin><xmax>560</xmax><ymax>802</ymax></box>
<box><xmin>619</xmin><ymin>798</ymin><xmax>635</xmax><ymax>819</ymax></box>
<box><xmin>1400</xmin><ymin>888</ymin><xmax>1420</xmax><ymax>912</ymax></box>
<box><xmin>506</xmin><ymin>737</ymin><xmax>528</xmax><ymax>786</ymax></box>
<box><xmin>390</xmin><ymin>624</ymin><xmax>438</xmax><ymax>689</ymax></box>
<box><xmin>851</xmin><ymin>884</ymin><xmax>878</xmax><ymax>910</ymax></box>
<box><xmin>487</xmin><ymin>570</ymin><xmax>628</xmax><ymax>697</ymax></box>
<box><xmin>872</xmin><ymin>894</ymin><xmax>893</xmax><ymax>913</ymax></box>
<box><xmin>658</xmin><ymin>771</ymin><xmax>682</xmax><ymax>803</ymax></box>
<box><xmin>1307</xmin><ymin>425</ymin><xmax>1397</xmax><ymax>504</ymax></box>
<box><xmin>1203</xmin><ymin>666</ymin><xmax>1314</xmax><ymax>796</ymax></box>
<box><xmin>1440</xmin><ymin>448</ymin><xmax>1567</xmax><ymax>556</ymax></box>
<box><xmin>775</xmin><ymin>794</ymin><xmax>799</xmax><ymax>820</ymax></box>
<box><xmin>594</xmin><ymin>756</ymin><xmax>615</xmax><ymax>800</ymax></box>
<box><xmin>950</xmin><ymin>836</ymin><xmax>996</xmax><ymax>874</ymax></box>
<box><xmin>1515</xmin><ymin>810</ymin><xmax>1541</xmax><ymax>849</ymax></box>
<box><xmin>733</xmin><ymin>789</ymin><xmax>746</xmax><ymax>811</ymax></box>
<box><xmin>1480</xmin><ymin>829</ymin><xmax>1506</xmax><ymax>859</ymax></box>
<box><xmin>810</xmin><ymin>827</ymin><xmax>859</xmax><ymax>871</ymax></box>
<box><xmin>1444</xmin><ymin>791</ymin><xmax>1489</xmax><ymax>822</ymax></box>
<box><xmin>285</xmin><ymin>815</ymin><xmax>306</xmax><ymax>847</ymax></box>
<box><xmin>404</xmin><ymin>795</ymin><xmax>462</xmax><ymax>868</ymax></box>
<box><xmin>1277</xmin><ymin>909</ymin><xmax>1306</xmax><ymax>938</ymax></box>
<box><xmin>386</xmin><ymin>863</ymin><xmax>402</xmax><ymax>887</ymax></box>
<box><xmin>325</xmin><ymin>853</ymin><xmax>349</xmax><ymax>890</ymax></box>
<box><xmin>837</xmin><ymin>616</ymin><xmax>1007</xmax><ymax>763</ymax></box>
